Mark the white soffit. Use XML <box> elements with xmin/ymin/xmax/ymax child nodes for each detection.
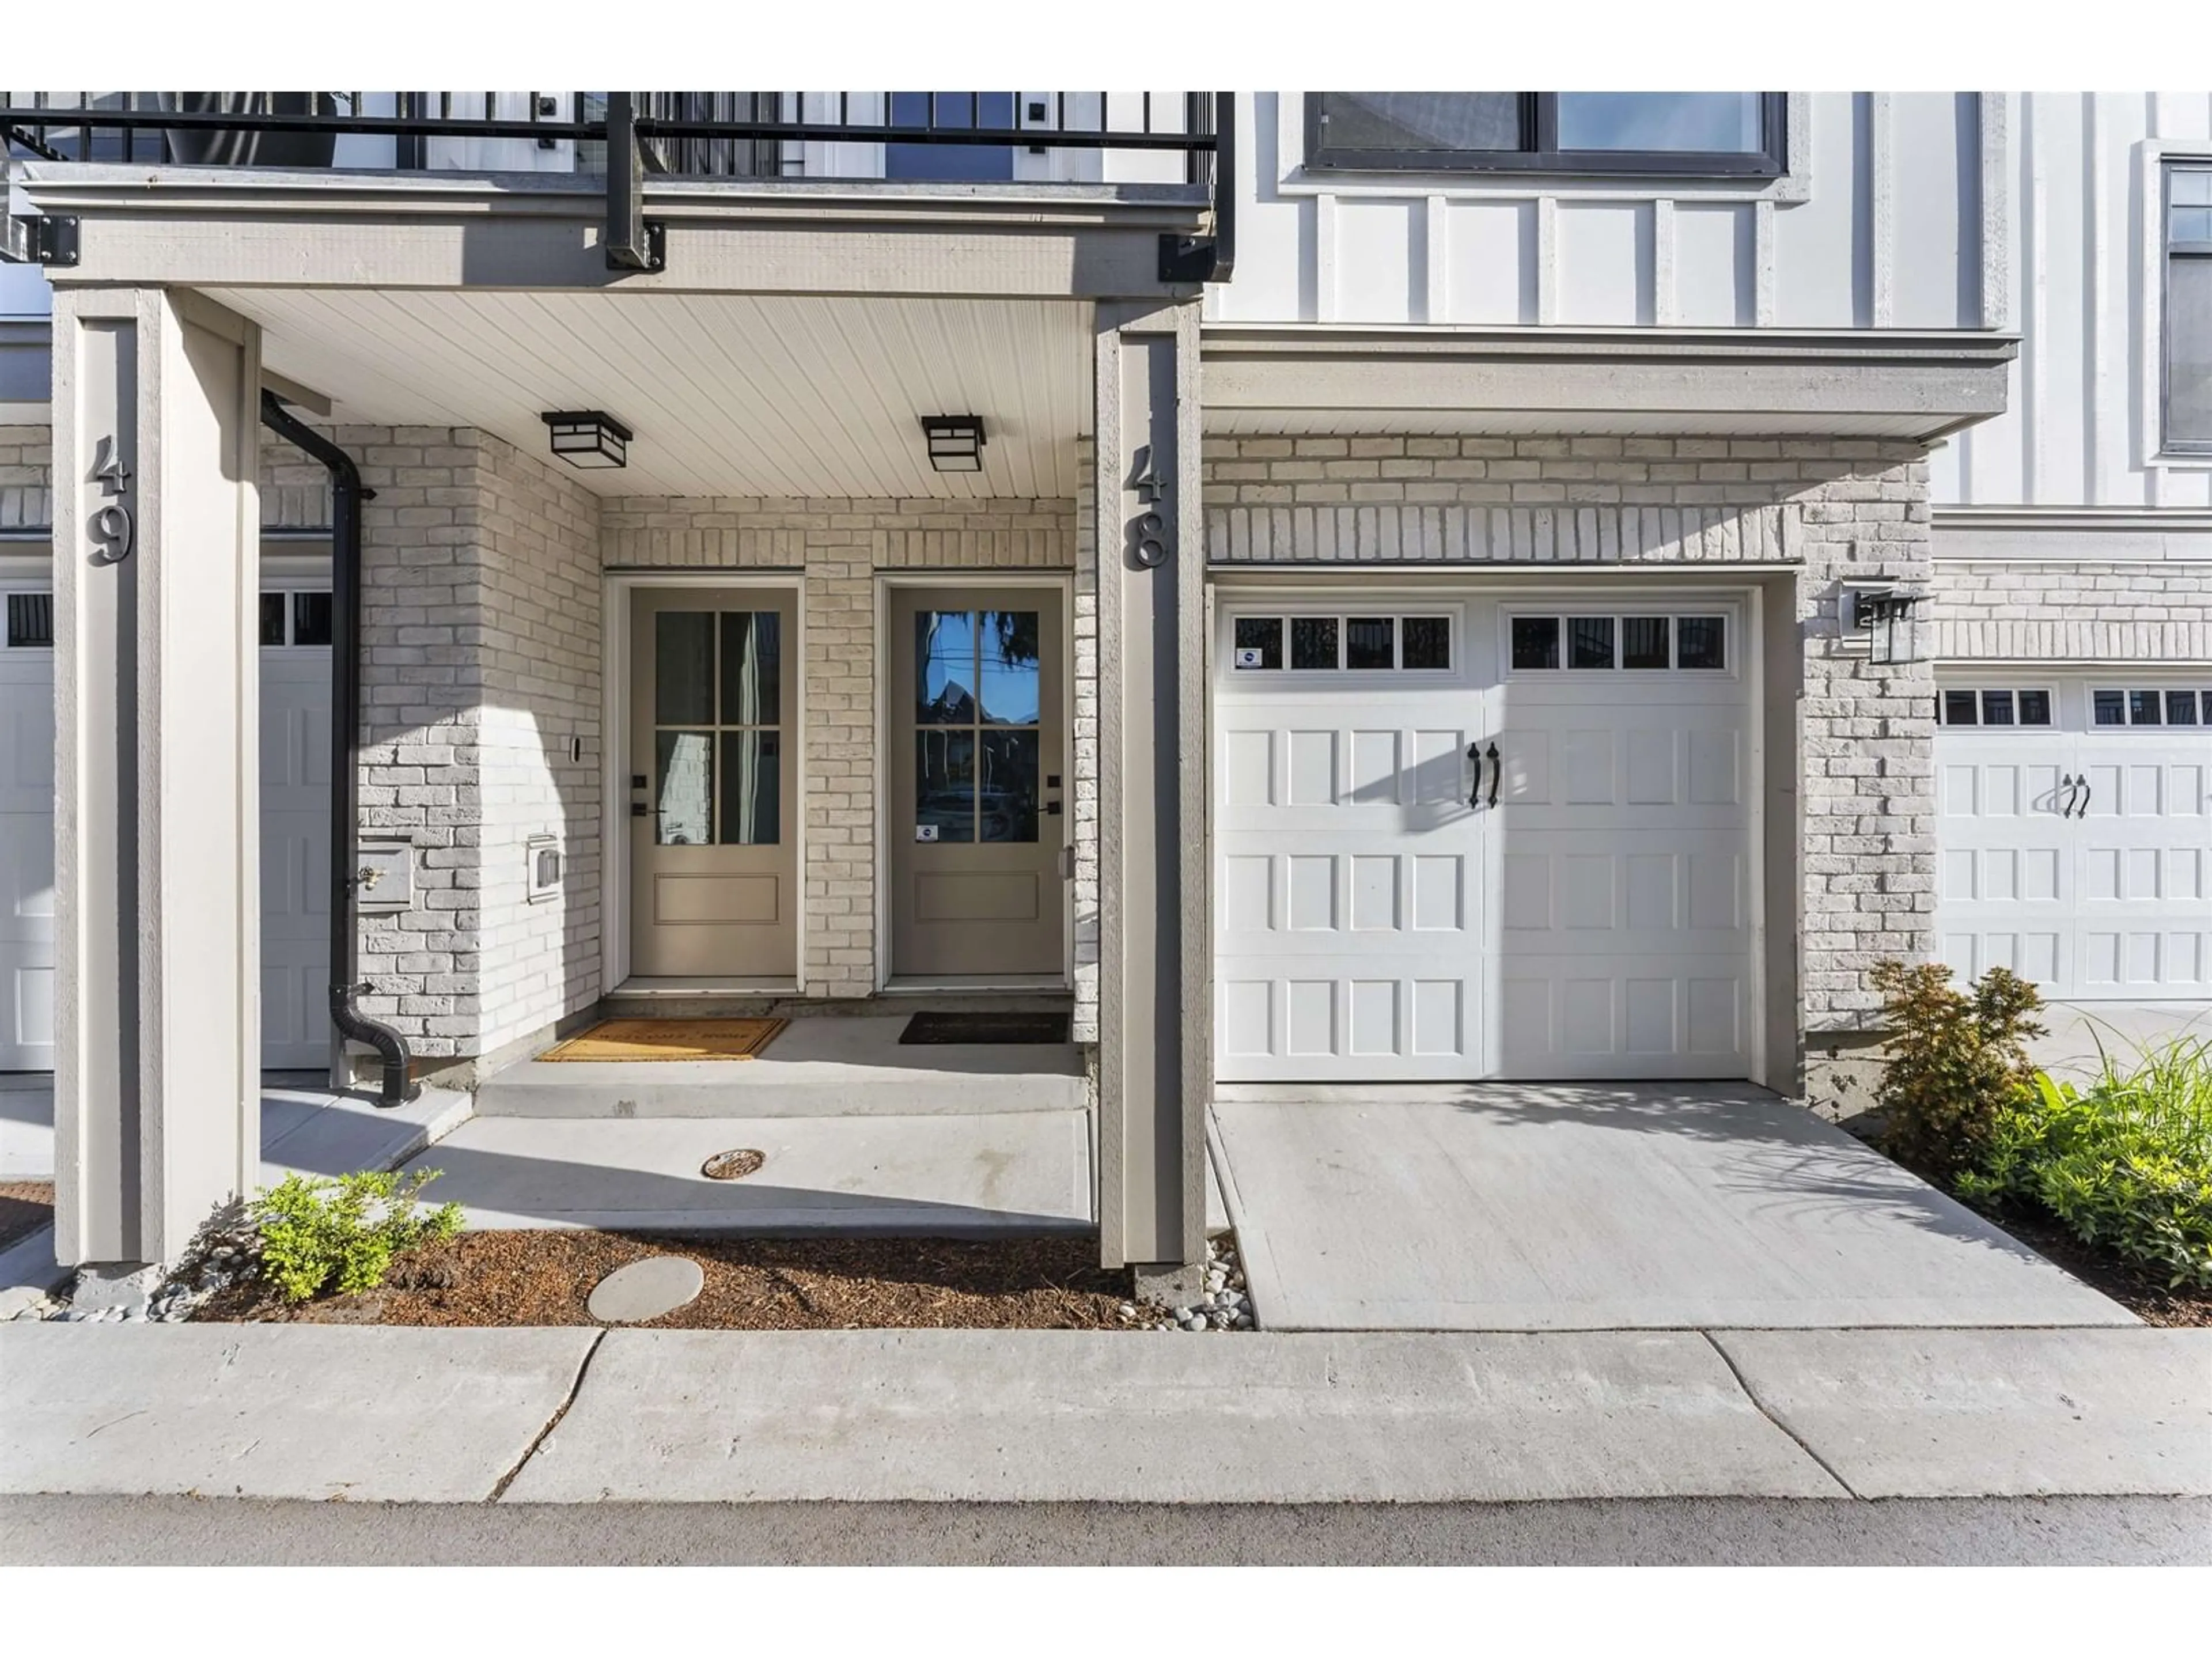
<box><xmin>203</xmin><ymin>287</ymin><xmax>1091</xmax><ymax>500</ymax></box>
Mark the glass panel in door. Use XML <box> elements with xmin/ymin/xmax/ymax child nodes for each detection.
<box><xmin>630</xmin><ymin>590</ymin><xmax>797</xmax><ymax>979</ymax></box>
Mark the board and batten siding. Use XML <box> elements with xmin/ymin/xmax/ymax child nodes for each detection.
<box><xmin>1213</xmin><ymin>93</ymin><xmax>1997</xmax><ymax>335</ymax></box>
<box><xmin>1935</xmin><ymin>90</ymin><xmax>2212</xmax><ymax>510</ymax></box>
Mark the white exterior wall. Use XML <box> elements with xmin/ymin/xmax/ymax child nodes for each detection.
<box><xmin>1937</xmin><ymin>91</ymin><xmax>2212</xmax><ymax>509</ymax></box>
<box><xmin>1213</xmin><ymin>93</ymin><xmax>1996</xmax><ymax>331</ymax></box>
<box><xmin>348</xmin><ymin>426</ymin><xmax>602</xmax><ymax>1064</ymax></box>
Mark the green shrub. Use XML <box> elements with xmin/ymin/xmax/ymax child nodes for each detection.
<box><xmin>1956</xmin><ymin>1032</ymin><xmax>2212</xmax><ymax>1290</ymax></box>
<box><xmin>1868</xmin><ymin>960</ymin><xmax>2044</xmax><ymax>1180</ymax></box>
<box><xmin>248</xmin><ymin>1169</ymin><xmax>464</xmax><ymax>1303</ymax></box>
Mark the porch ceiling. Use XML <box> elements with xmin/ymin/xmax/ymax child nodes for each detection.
<box><xmin>203</xmin><ymin>287</ymin><xmax>1092</xmax><ymax>499</ymax></box>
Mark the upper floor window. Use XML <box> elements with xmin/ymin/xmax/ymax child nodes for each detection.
<box><xmin>2166</xmin><ymin>165</ymin><xmax>2212</xmax><ymax>454</ymax></box>
<box><xmin>1306</xmin><ymin>92</ymin><xmax>1785</xmax><ymax>177</ymax></box>
<box><xmin>885</xmin><ymin>93</ymin><xmax>1015</xmax><ymax>182</ymax></box>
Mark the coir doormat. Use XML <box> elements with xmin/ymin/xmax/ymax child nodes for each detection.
<box><xmin>539</xmin><ymin>1017</ymin><xmax>788</xmax><ymax>1062</ymax></box>
<box><xmin>899</xmin><ymin>1011</ymin><xmax>1072</xmax><ymax>1046</ymax></box>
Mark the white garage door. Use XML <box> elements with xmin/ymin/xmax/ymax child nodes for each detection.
<box><xmin>0</xmin><ymin>585</ymin><xmax>334</xmax><ymax>1070</ymax></box>
<box><xmin>1215</xmin><ymin>596</ymin><xmax>1754</xmax><ymax>1082</ymax></box>
<box><xmin>1937</xmin><ymin>678</ymin><xmax>2212</xmax><ymax>1001</ymax></box>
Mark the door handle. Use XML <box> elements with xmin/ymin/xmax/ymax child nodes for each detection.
<box><xmin>2074</xmin><ymin>775</ymin><xmax>2093</xmax><ymax>818</ymax></box>
<box><xmin>1465</xmin><ymin>741</ymin><xmax>1482</xmax><ymax>809</ymax></box>
<box><xmin>2056</xmin><ymin>772</ymin><xmax>2075</xmax><ymax>817</ymax></box>
<box><xmin>1485</xmin><ymin>741</ymin><xmax>1501</xmax><ymax>809</ymax></box>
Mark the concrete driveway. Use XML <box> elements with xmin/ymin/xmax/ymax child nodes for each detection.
<box><xmin>2028</xmin><ymin>1001</ymin><xmax>2209</xmax><ymax>1081</ymax></box>
<box><xmin>1208</xmin><ymin>1085</ymin><xmax>2135</xmax><ymax>1332</ymax></box>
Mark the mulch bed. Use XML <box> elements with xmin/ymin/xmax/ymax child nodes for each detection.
<box><xmin>189</xmin><ymin>1231</ymin><xmax>1145</xmax><ymax>1331</ymax></box>
<box><xmin>1842</xmin><ymin>1120</ymin><xmax>2212</xmax><ymax>1328</ymax></box>
<box><xmin>0</xmin><ymin>1180</ymin><xmax>53</xmax><ymax>1251</ymax></box>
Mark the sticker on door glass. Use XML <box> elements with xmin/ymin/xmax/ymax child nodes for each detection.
<box><xmin>914</xmin><ymin>824</ymin><xmax>940</xmax><ymax>842</ymax></box>
<box><xmin>1234</xmin><ymin>647</ymin><xmax>1265</xmax><ymax>669</ymax></box>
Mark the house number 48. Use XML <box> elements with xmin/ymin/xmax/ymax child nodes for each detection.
<box><xmin>88</xmin><ymin>434</ymin><xmax>134</xmax><ymax>566</ymax></box>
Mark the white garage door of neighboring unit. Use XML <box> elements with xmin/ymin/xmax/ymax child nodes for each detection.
<box><xmin>0</xmin><ymin>586</ymin><xmax>335</xmax><ymax>1071</ymax></box>
<box><xmin>1937</xmin><ymin>679</ymin><xmax>2212</xmax><ymax>1001</ymax></box>
<box><xmin>1215</xmin><ymin>597</ymin><xmax>1755</xmax><ymax>1083</ymax></box>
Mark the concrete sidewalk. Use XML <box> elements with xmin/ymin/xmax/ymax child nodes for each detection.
<box><xmin>4</xmin><ymin>1324</ymin><xmax>2205</xmax><ymax>1506</ymax></box>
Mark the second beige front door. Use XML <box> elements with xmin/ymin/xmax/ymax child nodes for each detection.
<box><xmin>628</xmin><ymin>588</ymin><xmax>798</xmax><ymax>979</ymax></box>
<box><xmin>890</xmin><ymin>588</ymin><xmax>1066</xmax><ymax>977</ymax></box>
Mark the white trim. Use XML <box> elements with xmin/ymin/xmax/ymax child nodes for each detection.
<box><xmin>599</xmin><ymin>569</ymin><xmax>808</xmax><ymax>998</ymax></box>
<box><xmin>1869</xmin><ymin>93</ymin><xmax>1895</xmax><ymax>329</ymax></box>
<box><xmin>875</xmin><ymin>570</ymin><xmax>1077</xmax><ymax>993</ymax></box>
<box><xmin>1745</xmin><ymin>582</ymin><xmax>1767</xmax><ymax>1086</ymax></box>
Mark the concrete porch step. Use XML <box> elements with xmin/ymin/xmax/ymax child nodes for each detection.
<box><xmin>397</xmin><ymin>1110</ymin><xmax>1094</xmax><ymax>1234</ymax></box>
<box><xmin>476</xmin><ymin>1014</ymin><xmax>1086</xmax><ymax>1119</ymax></box>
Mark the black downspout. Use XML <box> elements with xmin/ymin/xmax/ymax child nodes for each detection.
<box><xmin>259</xmin><ymin>392</ymin><xmax>419</xmax><ymax>1106</ymax></box>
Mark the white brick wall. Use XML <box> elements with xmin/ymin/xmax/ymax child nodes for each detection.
<box><xmin>471</xmin><ymin>434</ymin><xmax>603</xmax><ymax>1056</ymax></box>
<box><xmin>1202</xmin><ymin>433</ymin><xmax>1938</xmax><ymax>1031</ymax></box>
<box><xmin>1927</xmin><ymin>559</ymin><xmax>2212</xmax><ymax>661</ymax></box>
<box><xmin>1072</xmin><ymin>444</ymin><xmax>1100</xmax><ymax>1043</ymax></box>
<box><xmin>344</xmin><ymin>426</ymin><xmax>601</xmax><ymax>1060</ymax></box>
<box><xmin>0</xmin><ymin>425</ymin><xmax>50</xmax><ymax>533</ymax></box>
<box><xmin>600</xmin><ymin>497</ymin><xmax>1074</xmax><ymax>1000</ymax></box>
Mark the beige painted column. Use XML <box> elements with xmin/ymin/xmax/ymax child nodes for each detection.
<box><xmin>52</xmin><ymin>288</ymin><xmax>262</xmax><ymax>1271</ymax></box>
<box><xmin>1094</xmin><ymin>300</ymin><xmax>1207</xmax><ymax>1280</ymax></box>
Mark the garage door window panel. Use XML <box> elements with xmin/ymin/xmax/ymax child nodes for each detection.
<box><xmin>5</xmin><ymin>593</ymin><xmax>52</xmax><ymax>650</ymax></box>
<box><xmin>1231</xmin><ymin>612</ymin><xmax>1457</xmax><ymax>675</ymax></box>
<box><xmin>1508</xmin><ymin>613</ymin><xmax>1729</xmax><ymax>676</ymax></box>
<box><xmin>1937</xmin><ymin>688</ymin><xmax>2055</xmax><ymax>729</ymax></box>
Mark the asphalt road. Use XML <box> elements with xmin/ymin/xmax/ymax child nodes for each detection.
<box><xmin>3</xmin><ymin>1494</ymin><xmax>2206</xmax><ymax>1566</ymax></box>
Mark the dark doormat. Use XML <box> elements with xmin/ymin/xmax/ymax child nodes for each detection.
<box><xmin>900</xmin><ymin>1010</ymin><xmax>1073</xmax><ymax>1046</ymax></box>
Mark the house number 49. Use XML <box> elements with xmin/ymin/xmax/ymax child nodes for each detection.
<box><xmin>88</xmin><ymin>434</ymin><xmax>134</xmax><ymax>566</ymax></box>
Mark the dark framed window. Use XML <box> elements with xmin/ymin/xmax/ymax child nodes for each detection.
<box><xmin>257</xmin><ymin>588</ymin><xmax>335</xmax><ymax>647</ymax></box>
<box><xmin>1510</xmin><ymin>613</ymin><xmax>1727</xmax><ymax>673</ymax></box>
<box><xmin>1306</xmin><ymin>92</ymin><xmax>1786</xmax><ymax>177</ymax></box>
<box><xmin>2090</xmin><ymin>688</ymin><xmax>2198</xmax><ymax>728</ymax></box>
<box><xmin>1936</xmin><ymin>688</ymin><xmax>2054</xmax><ymax>729</ymax></box>
<box><xmin>2165</xmin><ymin>165</ymin><xmax>2212</xmax><ymax>454</ymax></box>
<box><xmin>5</xmin><ymin>592</ymin><xmax>53</xmax><ymax>649</ymax></box>
<box><xmin>886</xmin><ymin>93</ymin><xmax>1016</xmax><ymax>183</ymax></box>
<box><xmin>1230</xmin><ymin>613</ymin><xmax>1454</xmax><ymax>673</ymax></box>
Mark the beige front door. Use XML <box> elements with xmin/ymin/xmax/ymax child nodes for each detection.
<box><xmin>890</xmin><ymin>588</ymin><xmax>1066</xmax><ymax>976</ymax></box>
<box><xmin>628</xmin><ymin>588</ymin><xmax>798</xmax><ymax>979</ymax></box>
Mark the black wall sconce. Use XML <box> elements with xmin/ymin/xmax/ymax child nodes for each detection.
<box><xmin>540</xmin><ymin>410</ymin><xmax>632</xmax><ymax>469</ymax></box>
<box><xmin>922</xmin><ymin>415</ymin><xmax>986</xmax><ymax>473</ymax></box>
<box><xmin>1842</xmin><ymin>583</ymin><xmax>1927</xmax><ymax>666</ymax></box>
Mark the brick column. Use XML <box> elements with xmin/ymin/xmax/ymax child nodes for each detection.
<box><xmin>1791</xmin><ymin>444</ymin><xmax>1938</xmax><ymax>1030</ymax></box>
<box><xmin>802</xmin><ymin>541</ymin><xmax>877</xmax><ymax>996</ymax></box>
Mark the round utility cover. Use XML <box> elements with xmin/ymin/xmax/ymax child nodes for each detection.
<box><xmin>701</xmin><ymin>1148</ymin><xmax>766</xmax><ymax>1180</ymax></box>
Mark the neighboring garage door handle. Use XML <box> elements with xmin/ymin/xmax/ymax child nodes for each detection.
<box><xmin>1486</xmin><ymin>741</ymin><xmax>1501</xmax><ymax>809</ymax></box>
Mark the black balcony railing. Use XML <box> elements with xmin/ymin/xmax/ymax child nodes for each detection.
<box><xmin>1</xmin><ymin>92</ymin><xmax>1234</xmax><ymax>281</ymax></box>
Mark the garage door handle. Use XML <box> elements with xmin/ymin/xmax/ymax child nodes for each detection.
<box><xmin>1465</xmin><ymin>741</ymin><xmax>1482</xmax><ymax>809</ymax></box>
<box><xmin>2074</xmin><ymin>775</ymin><xmax>2092</xmax><ymax>818</ymax></box>
<box><xmin>2056</xmin><ymin>772</ymin><xmax>2075</xmax><ymax>816</ymax></box>
<box><xmin>1485</xmin><ymin>741</ymin><xmax>1501</xmax><ymax>809</ymax></box>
